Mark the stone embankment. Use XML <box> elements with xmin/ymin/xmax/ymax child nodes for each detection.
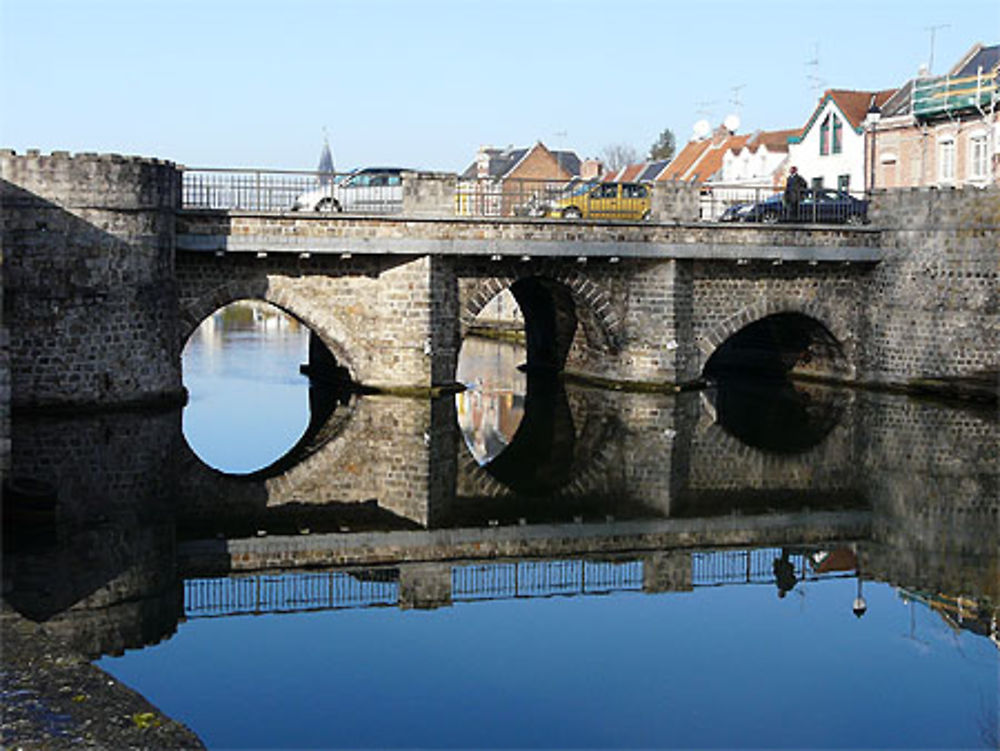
<box><xmin>0</xmin><ymin>606</ymin><xmax>204</xmax><ymax>749</ymax></box>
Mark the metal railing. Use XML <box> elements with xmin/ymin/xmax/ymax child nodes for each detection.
<box><xmin>456</xmin><ymin>177</ymin><xmax>652</xmax><ymax>221</ymax></box>
<box><xmin>701</xmin><ymin>183</ymin><xmax>871</xmax><ymax>225</ymax></box>
<box><xmin>180</xmin><ymin>169</ymin><xmax>871</xmax><ymax>226</ymax></box>
<box><xmin>182</xmin><ymin>168</ymin><xmax>404</xmax><ymax>214</ymax></box>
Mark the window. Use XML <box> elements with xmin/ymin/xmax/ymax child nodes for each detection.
<box><xmin>837</xmin><ymin>174</ymin><xmax>850</xmax><ymax>192</ymax></box>
<box><xmin>939</xmin><ymin>138</ymin><xmax>955</xmax><ymax>182</ymax></box>
<box><xmin>832</xmin><ymin>115</ymin><xmax>843</xmax><ymax>154</ymax></box>
<box><xmin>820</xmin><ymin>114</ymin><xmax>831</xmax><ymax>156</ymax></box>
<box><xmin>811</xmin><ymin>177</ymin><xmax>824</xmax><ymax>191</ymax></box>
<box><xmin>970</xmin><ymin>133</ymin><xmax>988</xmax><ymax>180</ymax></box>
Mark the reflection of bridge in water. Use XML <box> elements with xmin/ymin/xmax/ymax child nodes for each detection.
<box><xmin>3</xmin><ymin>373</ymin><xmax>997</xmax><ymax>658</ymax></box>
<box><xmin>184</xmin><ymin>548</ymin><xmax>854</xmax><ymax>620</ymax></box>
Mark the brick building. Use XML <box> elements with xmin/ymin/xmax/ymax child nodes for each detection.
<box><xmin>868</xmin><ymin>42</ymin><xmax>999</xmax><ymax>189</ymax></box>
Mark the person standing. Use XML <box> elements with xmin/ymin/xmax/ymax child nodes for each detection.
<box><xmin>783</xmin><ymin>166</ymin><xmax>807</xmax><ymax>221</ymax></box>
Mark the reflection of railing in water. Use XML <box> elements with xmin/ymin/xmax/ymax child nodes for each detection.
<box><xmin>185</xmin><ymin>572</ymin><xmax>398</xmax><ymax>618</ymax></box>
<box><xmin>184</xmin><ymin>548</ymin><xmax>849</xmax><ymax>619</ymax></box>
<box><xmin>452</xmin><ymin>559</ymin><xmax>644</xmax><ymax>601</ymax></box>
<box><xmin>693</xmin><ymin>548</ymin><xmax>810</xmax><ymax>586</ymax></box>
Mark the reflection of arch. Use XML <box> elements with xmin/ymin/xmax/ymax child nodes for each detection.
<box><xmin>455</xmin><ymin>375</ymin><xmax>622</xmax><ymax>502</ymax></box>
<box><xmin>178</xmin><ymin>282</ymin><xmax>358</xmax><ymax>382</ymax></box>
<box><xmin>701</xmin><ymin>305</ymin><xmax>849</xmax><ymax>379</ymax></box>
<box><xmin>702</xmin><ymin>378</ymin><xmax>846</xmax><ymax>454</ymax></box>
<box><xmin>461</xmin><ymin>269</ymin><xmax>622</xmax><ymax>361</ymax></box>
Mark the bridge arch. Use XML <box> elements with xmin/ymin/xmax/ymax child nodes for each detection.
<box><xmin>460</xmin><ymin>267</ymin><xmax>622</xmax><ymax>371</ymax></box>
<box><xmin>697</xmin><ymin>298</ymin><xmax>853</xmax><ymax>380</ymax></box>
<box><xmin>178</xmin><ymin>280</ymin><xmax>359</xmax><ymax>382</ymax></box>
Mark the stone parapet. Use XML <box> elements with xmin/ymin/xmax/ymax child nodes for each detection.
<box><xmin>650</xmin><ymin>181</ymin><xmax>700</xmax><ymax>223</ymax></box>
<box><xmin>402</xmin><ymin>170</ymin><xmax>457</xmax><ymax>218</ymax></box>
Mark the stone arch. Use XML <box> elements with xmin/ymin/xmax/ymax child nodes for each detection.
<box><xmin>696</xmin><ymin>296</ymin><xmax>854</xmax><ymax>379</ymax></box>
<box><xmin>178</xmin><ymin>279</ymin><xmax>359</xmax><ymax>381</ymax></box>
<box><xmin>460</xmin><ymin>265</ymin><xmax>622</xmax><ymax>354</ymax></box>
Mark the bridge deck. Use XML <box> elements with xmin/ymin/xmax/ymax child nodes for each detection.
<box><xmin>176</xmin><ymin>210</ymin><xmax>883</xmax><ymax>263</ymax></box>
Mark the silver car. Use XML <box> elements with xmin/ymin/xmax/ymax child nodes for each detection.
<box><xmin>291</xmin><ymin>167</ymin><xmax>405</xmax><ymax>212</ymax></box>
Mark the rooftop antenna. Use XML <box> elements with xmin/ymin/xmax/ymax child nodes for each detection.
<box><xmin>695</xmin><ymin>99</ymin><xmax>718</xmax><ymax>121</ymax></box>
<box><xmin>805</xmin><ymin>42</ymin><xmax>826</xmax><ymax>98</ymax></box>
<box><xmin>729</xmin><ymin>84</ymin><xmax>746</xmax><ymax>115</ymax></box>
<box><xmin>924</xmin><ymin>24</ymin><xmax>951</xmax><ymax>74</ymax></box>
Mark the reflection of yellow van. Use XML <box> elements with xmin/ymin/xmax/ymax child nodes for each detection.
<box><xmin>547</xmin><ymin>182</ymin><xmax>651</xmax><ymax>221</ymax></box>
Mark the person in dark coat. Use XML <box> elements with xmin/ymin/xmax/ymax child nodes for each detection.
<box><xmin>783</xmin><ymin>166</ymin><xmax>807</xmax><ymax>221</ymax></box>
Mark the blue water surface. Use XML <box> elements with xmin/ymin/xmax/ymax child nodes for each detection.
<box><xmin>100</xmin><ymin>578</ymin><xmax>997</xmax><ymax>749</ymax></box>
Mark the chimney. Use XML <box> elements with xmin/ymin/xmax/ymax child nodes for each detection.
<box><xmin>580</xmin><ymin>158</ymin><xmax>604</xmax><ymax>180</ymax></box>
<box><xmin>476</xmin><ymin>145</ymin><xmax>492</xmax><ymax>179</ymax></box>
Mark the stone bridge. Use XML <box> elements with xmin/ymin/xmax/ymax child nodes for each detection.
<box><xmin>7</xmin><ymin>151</ymin><xmax>997</xmax><ymax>418</ymax></box>
<box><xmin>173</xmin><ymin>208</ymin><xmax>881</xmax><ymax>391</ymax></box>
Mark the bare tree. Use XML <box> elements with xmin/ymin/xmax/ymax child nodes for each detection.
<box><xmin>600</xmin><ymin>143</ymin><xmax>640</xmax><ymax>172</ymax></box>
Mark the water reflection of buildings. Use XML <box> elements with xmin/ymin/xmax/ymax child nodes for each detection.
<box><xmin>899</xmin><ymin>589</ymin><xmax>1000</xmax><ymax>650</ymax></box>
<box><xmin>188</xmin><ymin>301</ymin><xmax>303</xmax><ymax>348</ymax></box>
<box><xmin>456</xmin><ymin>337</ymin><xmax>527</xmax><ymax>464</ymax></box>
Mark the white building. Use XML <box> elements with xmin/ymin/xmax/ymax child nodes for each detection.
<box><xmin>721</xmin><ymin>128</ymin><xmax>801</xmax><ymax>188</ymax></box>
<box><xmin>786</xmin><ymin>89</ymin><xmax>896</xmax><ymax>193</ymax></box>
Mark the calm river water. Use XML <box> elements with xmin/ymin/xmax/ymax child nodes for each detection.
<box><xmin>6</xmin><ymin>302</ymin><xmax>997</xmax><ymax>750</ymax></box>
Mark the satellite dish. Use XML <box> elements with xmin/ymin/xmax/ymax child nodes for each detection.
<box><xmin>693</xmin><ymin>119</ymin><xmax>711</xmax><ymax>139</ymax></box>
<box><xmin>724</xmin><ymin>113</ymin><xmax>741</xmax><ymax>133</ymax></box>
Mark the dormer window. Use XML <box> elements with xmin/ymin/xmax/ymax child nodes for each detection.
<box><xmin>832</xmin><ymin>115</ymin><xmax>843</xmax><ymax>154</ymax></box>
<box><xmin>820</xmin><ymin>114</ymin><xmax>830</xmax><ymax>155</ymax></box>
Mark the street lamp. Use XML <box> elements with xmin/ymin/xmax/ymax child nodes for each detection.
<box><xmin>853</xmin><ymin>576</ymin><xmax>868</xmax><ymax>618</ymax></box>
<box><xmin>864</xmin><ymin>102</ymin><xmax>882</xmax><ymax>194</ymax></box>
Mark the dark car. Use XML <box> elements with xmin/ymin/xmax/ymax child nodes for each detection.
<box><xmin>720</xmin><ymin>189</ymin><xmax>868</xmax><ymax>225</ymax></box>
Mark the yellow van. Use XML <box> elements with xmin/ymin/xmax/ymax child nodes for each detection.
<box><xmin>547</xmin><ymin>182</ymin><xmax>651</xmax><ymax>221</ymax></box>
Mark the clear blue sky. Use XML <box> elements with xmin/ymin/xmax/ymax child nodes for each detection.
<box><xmin>2</xmin><ymin>0</ymin><xmax>997</xmax><ymax>171</ymax></box>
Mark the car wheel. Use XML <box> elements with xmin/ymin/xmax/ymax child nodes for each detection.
<box><xmin>845</xmin><ymin>213</ymin><xmax>865</xmax><ymax>226</ymax></box>
<box><xmin>315</xmin><ymin>197</ymin><xmax>332</xmax><ymax>211</ymax></box>
<box><xmin>761</xmin><ymin>211</ymin><xmax>780</xmax><ymax>224</ymax></box>
<box><xmin>562</xmin><ymin>207</ymin><xmax>582</xmax><ymax>219</ymax></box>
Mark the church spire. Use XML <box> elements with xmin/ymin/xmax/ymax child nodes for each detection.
<box><xmin>317</xmin><ymin>128</ymin><xmax>334</xmax><ymax>185</ymax></box>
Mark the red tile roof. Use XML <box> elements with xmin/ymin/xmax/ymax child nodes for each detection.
<box><xmin>659</xmin><ymin>132</ymin><xmax>750</xmax><ymax>183</ymax></box>
<box><xmin>827</xmin><ymin>89</ymin><xmax>897</xmax><ymax>130</ymax></box>
<box><xmin>742</xmin><ymin>128</ymin><xmax>801</xmax><ymax>153</ymax></box>
<box><xmin>658</xmin><ymin>139</ymin><xmax>712</xmax><ymax>181</ymax></box>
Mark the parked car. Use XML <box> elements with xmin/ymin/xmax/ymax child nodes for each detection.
<box><xmin>291</xmin><ymin>167</ymin><xmax>406</xmax><ymax>212</ymax></box>
<box><xmin>543</xmin><ymin>181</ymin><xmax>651</xmax><ymax>221</ymax></box>
<box><xmin>720</xmin><ymin>189</ymin><xmax>868</xmax><ymax>224</ymax></box>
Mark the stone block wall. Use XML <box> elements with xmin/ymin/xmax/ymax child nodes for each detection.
<box><xmin>683</xmin><ymin>260</ymin><xmax>870</xmax><ymax>382</ymax></box>
<box><xmin>863</xmin><ymin>186</ymin><xmax>999</xmax><ymax>387</ymax></box>
<box><xmin>175</xmin><ymin>251</ymin><xmax>457</xmax><ymax>390</ymax></box>
<box><xmin>857</xmin><ymin>391</ymin><xmax>998</xmax><ymax>599</ymax></box>
<box><xmin>650</xmin><ymin>181</ymin><xmax>700</xmax><ymax>222</ymax></box>
<box><xmin>1</xmin><ymin>151</ymin><xmax>184</xmax><ymax>409</ymax></box>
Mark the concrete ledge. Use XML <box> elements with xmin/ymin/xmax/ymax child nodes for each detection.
<box><xmin>179</xmin><ymin>510</ymin><xmax>872</xmax><ymax>576</ymax></box>
<box><xmin>177</xmin><ymin>233</ymin><xmax>882</xmax><ymax>262</ymax></box>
